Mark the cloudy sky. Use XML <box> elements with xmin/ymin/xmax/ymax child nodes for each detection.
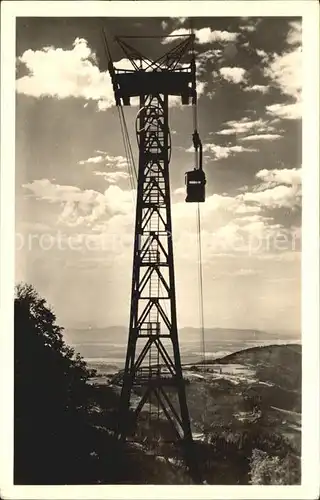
<box><xmin>15</xmin><ymin>16</ymin><xmax>302</xmax><ymax>333</ymax></box>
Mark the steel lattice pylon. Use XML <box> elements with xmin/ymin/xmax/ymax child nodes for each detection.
<box><xmin>105</xmin><ymin>34</ymin><xmax>200</xmax><ymax>481</ymax></box>
<box><xmin>119</xmin><ymin>94</ymin><xmax>193</xmax><ymax>439</ymax></box>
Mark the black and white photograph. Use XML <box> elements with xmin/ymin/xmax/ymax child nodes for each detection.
<box><xmin>0</xmin><ymin>1</ymin><xmax>319</xmax><ymax>497</ymax></box>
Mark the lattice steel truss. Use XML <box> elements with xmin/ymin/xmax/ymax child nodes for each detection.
<box><xmin>106</xmin><ymin>34</ymin><xmax>200</xmax><ymax>481</ymax></box>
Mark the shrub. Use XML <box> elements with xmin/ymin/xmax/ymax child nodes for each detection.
<box><xmin>249</xmin><ymin>448</ymin><xmax>300</xmax><ymax>485</ymax></box>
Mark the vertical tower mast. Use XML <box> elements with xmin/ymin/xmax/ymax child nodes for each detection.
<box><xmin>106</xmin><ymin>34</ymin><xmax>200</xmax><ymax>481</ymax></box>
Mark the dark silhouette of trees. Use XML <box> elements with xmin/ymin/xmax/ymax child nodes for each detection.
<box><xmin>14</xmin><ymin>283</ymin><xmax>130</xmax><ymax>484</ymax></box>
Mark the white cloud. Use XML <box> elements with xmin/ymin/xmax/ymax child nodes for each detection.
<box><xmin>97</xmin><ymin>100</ymin><xmax>113</xmax><ymax>111</ymax></box>
<box><xmin>239</xmin><ymin>24</ymin><xmax>256</xmax><ymax>33</ymax></box>
<box><xmin>263</xmin><ymin>23</ymin><xmax>302</xmax><ymax>119</ymax></box>
<box><xmin>187</xmin><ymin>143</ymin><xmax>257</xmax><ymax>160</ymax></box>
<box><xmin>256</xmin><ymin>49</ymin><xmax>269</xmax><ymax>61</ymax></box>
<box><xmin>239</xmin><ymin>167</ymin><xmax>302</xmax><ymax>209</ymax></box>
<box><xmin>287</xmin><ymin>20</ymin><xmax>302</xmax><ymax>46</ymax></box>
<box><xmin>197</xmin><ymin>28</ymin><xmax>238</xmax><ymax>44</ymax></box>
<box><xmin>197</xmin><ymin>45</ymin><xmax>240</xmax><ymax>75</ymax></box>
<box><xmin>172</xmin><ymin>191</ymin><xmax>263</xmax><ymax>235</ymax></box>
<box><xmin>78</xmin><ymin>155</ymin><xmax>105</xmax><ymax>165</ymax></box>
<box><xmin>266</xmin><ymin>101</ymin><xmax>302</xmax><ymax>120</ymax></box>
<box><xmin>16</xmin><ymin>38</ymin><xmax>115</xmax><ymax>109</ymax></box>
<box><xmin>22</xmin><ymin>179</ymin><xmax>107</xmax><ymax>226</ymax></box>
<box><xmin>161</xmin><ymin>20</ymin><xmax>168</xmax><ymax>30</ymax></box>
<box><xmin>104</xmin><ymin>154</ymin><xmax>128</xmax><ymax>169</ymax></box>
<box><xmin>241</xmin><ymin>184</ymin><xmax>301</xmax><ymax>209</ymax></box>
<box><xmin>174</xmin><ymin>187</ymin><xmax>185</xmax><ymax>195</ymax></box>
<box><xmin>256</xmin><ymin>167</ymin><xmax>302</xmax><ymax>187</ymax></box>
<box><xmin>264</xmin><ymin>47</ymin><xmax>301</xmax><ymax>101</ymax></box>
<box><xmin>22</xmin><ymin>178</ymin><xmax>135</xmax><ymax>227</ymax></box>
<box><xmin>170</xmin><ymin>191</ymin><xmax>283</xmax><ymax>260</ymax></box>
<box><xmin>241</xmin><ymin>220</ymin><xmax>282</xmax><ymax>236</ymax></box>
<box><xmin>205</xmin><ymin>194</ymin><xmax>242</xmax><ymax>212</ymax></box>
<box><xmin>93</xmin><ymin>171</ymin><xmax>129</xmax><ymax>184</ymax></box>
<box><xmin>22</xmin><ymin>176</ymin><xmax>300</xmax><ymax>267</ymax></box>
<box><xmin>234</xmin><ymin>204</ymin><xmax>261</xmax><ymax>215</ymax></box>
<box><xmin>239</xmin><ymin>18</ymin><xmax>261</xmax><ymax>34</ymax></box>
<box><xmin>162</xmin><ymin>28</ymin><xmax>238</xmax><ymax>45</ymax></box>
<box><xmin>219</xmin><ymin>66</ymin><xmax>247</xmax><ymax>84</ymax></box>
<box><xmin>244</xmin><ymin>84</ymin><xmax>269</xmax><ymax>94</ymax></box>
<box><xmin>171</xmin><ymin>17</ymin><xmax>187</xmax><ymax>27</ymax></box>
<box><xmin>234</xmin><ymin>214</ymin><xmax>272</xmax><ymax>224</ymax></box>
<box><xmin>216</xmin><ymin>117</ymin><xmax>276</xmax><ymax>136</ymax></box>
<box><xmin>23</xmin><ymin>178</ymin><xmax>86</xmax><ymax>203</ymax></box>
<box><xmin>170</xmin><ymin>189</ymin><xmax>299</xmax><ymax>261</ymax></box>
<box><xmin>195</xmin><ymin>80</ymin><xmax>207</xmax><ymax>97</ymax></box>
<box><xmin>103</xmin><ymin>185</ymin><xmax>134</xmax><ymax>215</ymax></box>
<box><xmin>240</xmin><ymin>134</ymin><xmax>282</xmax><ymax>141</ymax></box>
<box><xmin>205</xmin><ymin>219</ymin><xmax>285</xmax><ymax>257</ymax></box>
<box><xmin>79</xmin><ymin>152</ymin><xmax>128</xmax><ymax>169</ymax></box>
<box><xmin>197</xmin><ymin>49</ymin><xmax>223</xmax><ymax>64</ymax></box>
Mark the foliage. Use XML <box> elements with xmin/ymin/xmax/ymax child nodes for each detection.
<box><xmin>14</xmin><ymin>283</ymin><xmax>131</xmax><ymax>484</ymax></box>
<box><xmin>249</xmin><ymin>448</ymin><xmax>300</xmax><ymax>485</ymax></box>
<box><xmin>192</xmin><ymin>421</ymin><xmax>300</xmax><ymax>485</ymax></box>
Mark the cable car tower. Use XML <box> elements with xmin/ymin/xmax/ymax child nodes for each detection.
<box><xmin>104</xmin><ymin>31</ymin><xmax>206</xmax><ymax>482</ymax></box>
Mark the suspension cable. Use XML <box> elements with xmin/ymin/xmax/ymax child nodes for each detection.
<box><xmin>101</xmin><ymin>27</ymin><xmax>137</xmax><ymax>191</ymax></box>
<box><xmin>190</xmin><ymin>24</ymin><xmax>206</xmax><ymax>370</ymax></box>
<box><xmin>196</xmin><ymin>205</ymin><xmax>206</xmax><ymax>365</ymax></box>
<box><xmin>119</xmin><ymin>107</ymin><xmax>137</xmax><ymax>184</ymax></box>
<box><xmin>120</xmin><ymin>105</ymin><xmax>137</xmax><ymax>181</ymax></box>
<box><xmin>117</xmin><ymin>105</ymin><xmax>137</xmax><ymax>207</ymax></box>
<box><xmin>118</xmin><ymin>107</ymin><xmax>134</xmax><ymax>189</ymax></box>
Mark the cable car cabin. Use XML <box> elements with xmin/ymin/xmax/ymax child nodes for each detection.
<box><xmin>185</xmin><ymin>169</ymin><xmax>206</xmax><ymax>203</ymax></box>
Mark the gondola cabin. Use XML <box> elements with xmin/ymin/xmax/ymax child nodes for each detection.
<box><xmin>185</xmin><ymin>168</ymin><xmax>206</xmax><ymax>203</ymax></box>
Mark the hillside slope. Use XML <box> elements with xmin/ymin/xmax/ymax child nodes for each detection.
<box><xmin>208</xmin><ymin>343</ymin><xmax>301</xmax><ymax>393</ymax></box>
<box><xmin>185</xmin><ymin>343</ymin><xmax>301</xmax><ymax>449</ymax></box>
<box><xmin>211</xmin><ymin>343</ymin><xmax>301</xmax><ymax>368</ymax></box>
<box><xmin>92</xmin><ymin>343</ymin><xmax>302</xmax><ymax>484</ymax></box>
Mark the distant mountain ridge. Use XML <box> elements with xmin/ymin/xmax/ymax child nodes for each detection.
<box><xmin>64</xmin><ymin>326</ymin><xmax>300</xmax><ymax>345</ymax></box>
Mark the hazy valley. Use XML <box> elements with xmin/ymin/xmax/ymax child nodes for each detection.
<box><xmin>69</xmin><ymin>326</ymin><xmax>302</xmax><ymax>484</ymax></box>
<box><xmin>63</xmin><ymin>326</ymin><xmax>300</xmax><ymax>372</ymax></box>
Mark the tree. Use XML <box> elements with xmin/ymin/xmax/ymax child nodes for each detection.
<box><xmin>14</xmin><ymin>283</ymin><xmax>122</xmax><ymax>484</ymax></box>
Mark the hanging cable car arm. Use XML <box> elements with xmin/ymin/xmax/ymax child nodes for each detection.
<box><xmin>192</xmin><ymin>130</ymin><xmax>203</xmax><ymax>172</ymax></box>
